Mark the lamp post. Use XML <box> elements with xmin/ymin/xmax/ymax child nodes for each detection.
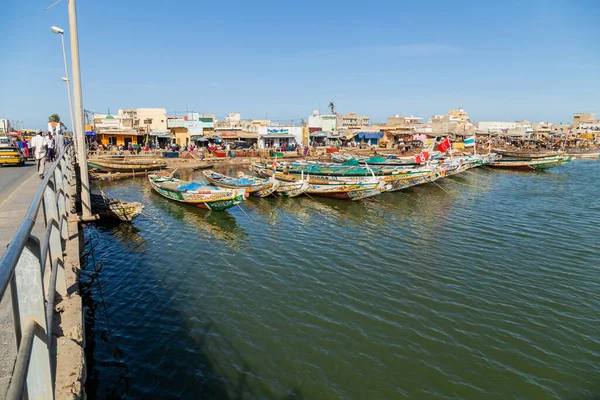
<box><xmin>66</xmin><ymin>0</ymin><xmax>92</xmax><ymax>218</ymax></box>
<box><xmin>50</xmin><ymin>26</ymin><xmax>75</xmax><ymax>138</ymax></box>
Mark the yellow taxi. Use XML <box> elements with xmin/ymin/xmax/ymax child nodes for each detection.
<box><xmin>0</xmin><ymin>147</ymin><xmax>26</xmax><ymax>166</ymax></box>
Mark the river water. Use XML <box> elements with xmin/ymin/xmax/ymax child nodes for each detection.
<box><xmin>83</xmin><ymin>160</ymin><xmax>600</xmax><ymax>399</ymax></box>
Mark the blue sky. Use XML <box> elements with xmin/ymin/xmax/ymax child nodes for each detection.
<box><xmin>1</xmin><ymin>0</ymin><xmax>599</xmax><ymax>130</ymax></box>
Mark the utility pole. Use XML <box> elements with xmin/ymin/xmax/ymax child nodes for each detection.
<box><xmin>68</xmin><ymin>0</ymin><xmax>92</xmax><ymax>218</ymax></box>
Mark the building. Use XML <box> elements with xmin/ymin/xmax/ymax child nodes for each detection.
<box><xmin>0</xmin><ymin>119</ymin><xmax>10</xmax><ymax>134</ymax></box>
<box><xmin>573</xmin><ymin>113</ymin><xmax>595</xmax><ymax>128</ymax></box>
<box><xmin>431</xmin><ymin>105</ymin><xmax>476</xmax><ymax>135</ymax></box>
<box><xmin>168</xmin><ymin>113</ymin><xmax>215</xmax><ymax>145</ymax></box>
<box><xmin>478</xmin><ymin>120</ymin><xmax>532</xmax><ymax>134</ymax></box>
<box><xmin>258</xmin><ymin>126</ymin><xmax>302</xmax><ymax>149</ymax></box>
<box><xmin>308</xmin><ymin>111</ymin><xmax>338</xmax><ymax>133</ymax></box>
<box><xmin>92</xmin><ymin>107</ymin><xmax>169</xmax><ymax>147</ymax></box>
<box><xmin>336</xmin><ymin>112</ymin><xmax>370</xmax><ymax>129</ymax></box>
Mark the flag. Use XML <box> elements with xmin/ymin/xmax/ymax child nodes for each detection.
<box><xmin>272</xmin><ymin>159</ymin><xmax>277</xmax><ymax>170</ymax></box>
<box><xmin>463</xmin><ymin>136</ymin><xmax>475</xmax><ymax>147</ymax></box>
<box><xmin>415</xmin><ymin>151</ymin><xmax>430</xmax><ymax>164</ymax></box>
<box><xmin>437</xmin><ymin>137</ymin><xmax>451</xmax><ymax>152</ymax></box>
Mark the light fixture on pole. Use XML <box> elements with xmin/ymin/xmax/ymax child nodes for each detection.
<box><xmin>51</xmin><ymin>25</ymin><xmax>75</xmax><ymax>138</ymax></box>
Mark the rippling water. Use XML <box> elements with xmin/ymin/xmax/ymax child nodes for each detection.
<box><xmin>83</xmin><ymin>161</ymin><xmax>600</xmax><ymax>399</ymax></box>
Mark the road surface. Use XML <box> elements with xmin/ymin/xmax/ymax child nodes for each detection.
<box><xmin>0</xmin><ymin>162</ymin><xmax>36</xmax><ymax>205</ymax></box>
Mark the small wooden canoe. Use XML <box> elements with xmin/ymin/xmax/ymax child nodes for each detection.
<box><xmin>148</xmin><ymin>174</ymin><xmax>248</xmax><ymax>211</ymax></box>
<box><xmin>88</xmin><ymin>159</ymin><xmax>167</xmax><ymax>172</ymax></box>
<box><xmin>487</xmin><ymin>155</ymin><xmax>571</xmax><ymax>170</ymax></box>
<box><xmin>91</xmin><ymin>193</ymin><xmax>144</xmax><ymax>222</ymax></box>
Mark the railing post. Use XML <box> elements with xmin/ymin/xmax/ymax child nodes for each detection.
<box><xmin>43</xmin><ymin>184</ymin><xmax>67</xmax><ymax>297</ymax></box>
<box><xmin>11</xmin><ymin>237</ymin><xmax>54</xmax><ymax>399</ymax></box>
<box><xmin>54</xmin><ymin>164</ymin><xmax>69</xmax><ymax>240</ymax></box>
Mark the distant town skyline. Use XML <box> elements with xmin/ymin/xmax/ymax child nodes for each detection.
<box><xmin>1</xmin><ymin>0</ymin><xmax>599</xmax><ymax>130</ymax></box>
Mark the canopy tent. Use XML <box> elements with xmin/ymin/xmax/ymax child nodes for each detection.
<box><xmin>357</xmin><ymin>132</ymin><xmax>384</xmax><ymax>140</ymax></box>
<box><xmin>190</xmin><ymin>135</ymin><xmax>206</xmax><ymax>141</ymax></box>
<box><xmin>261</xmin><ymin>134</ymin><xmax>295</xmax><ymax>139</ymax></box>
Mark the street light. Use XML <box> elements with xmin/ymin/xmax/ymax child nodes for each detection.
<box><xmin>51</xmin><ymin>26</ymin><xmax>75</xmax><ymax>138</ymax></box>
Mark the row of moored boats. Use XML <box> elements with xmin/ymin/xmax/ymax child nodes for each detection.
<box><xmin>146</xmin><ymin>149</ymin><xmax>573</xmax><ymax>212</ymax></box>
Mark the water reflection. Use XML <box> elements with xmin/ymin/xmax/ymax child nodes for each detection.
<box><xmin>151</xmin><ymin>192</ymin><xmax>248</xmax><ymax>250</ymax></box>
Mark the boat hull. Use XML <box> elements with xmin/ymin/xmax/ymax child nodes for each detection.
<box><xmin>89</xmin><ymin>160</ymin><xmax>167</xmax><ymax>173</ymax></box>
<box><xmin>148</xmin><ymin>175</ymin><xmax>247</xmax><ymax>211</ymax></box>
<box><xmin>487</xmin><ymin>156</ymin><xmax>571</xmax><ymax>170</ymax></box>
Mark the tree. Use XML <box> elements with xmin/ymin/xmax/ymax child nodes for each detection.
<box><xmin>48</xmin><ymin>114</ymin><xmax>61</xmax><ymax>123</ymax></box>
<box><xmin>328</xmin><ymin>102</ymin><xmax>336</xmax><ymax>115</ymax></box>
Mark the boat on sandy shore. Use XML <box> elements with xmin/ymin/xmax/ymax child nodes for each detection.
<box><xmin>91</xmin><ymin>193</ymin><xmax>144</xmax><ymax>222</ymax></box>
<box><xmin>566</xmin><ymin>150</ymin><xmax>600</xmax><ymax>159</ymax></box>
<box><xmin>148</xmin><ymin>174</ymin><xmax>248</xmax><ymax>211</ymax></box>
<box><xmin>491</xmin><ymin>149</ymin><xmax>563</xmax><ymax>159</ymax></box>
<box><xmin>487</xmin><ymin>155</ymin><xmax>571</xmax><ymax>170</ymax></box>
<box><xmin>202</xmin><ymin>170</ymin><xmax>280</xmax><ymax>197</ymax></box>
<box><xmin>88</xmin><ymin>159</ymin><xmax>167</xmax><ymax>173</ymax></box>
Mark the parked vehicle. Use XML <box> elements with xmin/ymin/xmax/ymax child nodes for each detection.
<box><xmin>231</xmin><ymin>141</ymin><xmax>251</xmax><ymax>150</ymax></box>
<box><xmin>0</xmin><ymin>146</ymin><xmax>26</xmax><ymax>166</ymax></box>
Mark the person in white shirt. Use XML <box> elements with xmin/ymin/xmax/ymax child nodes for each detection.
<box><xmin>31</xmin><ymin>130</ymin><xmax>49</xmax><ymax>178</ymax></box>
<box><xmin>54</xmin><ymin>129</ymin><xmax>66</xmax><ymax>157</ymax></box>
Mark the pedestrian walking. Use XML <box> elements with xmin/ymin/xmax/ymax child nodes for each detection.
<box><xmin>54</xmin><ymin>129</ymin><xmax>66</xmax><ymax>157</ymax></box>
<box><xmin>47</xmin><ymin>132</ymin><xmax>55</xmax><ymax>162</ymax></box>
<box><xmin>31</xmin><ymin>130</ymin><xmax>49</xmax><ymax>179</ymax></box>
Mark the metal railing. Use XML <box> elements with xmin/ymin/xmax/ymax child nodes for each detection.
<box><xmin>0</xmin><ymin>146</ymin><xmax>74</xmax><ymax>400</ymax></box>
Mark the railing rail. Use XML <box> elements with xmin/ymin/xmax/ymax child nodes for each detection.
<box><xmin>0</xmin><ymin>145</ymin><xmax>74</xmax><ymax>400</ymax></box>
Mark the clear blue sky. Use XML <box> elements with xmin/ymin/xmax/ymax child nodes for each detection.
<box><xmin>1</xmin><ymin>0</ymin><xmax>599</xmax><ymax>130</ymax></box>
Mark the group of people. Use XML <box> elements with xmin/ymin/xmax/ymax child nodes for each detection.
<box><xmin>29</xmin><ymin>130</ymin><xmax>66</xmax><ymax>179</ymax></box>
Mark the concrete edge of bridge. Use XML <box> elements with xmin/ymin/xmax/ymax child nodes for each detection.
<box><xmin>53</xmin><ymin>189</ymin><xmax>86</xmax><ymax>399</ymax></box>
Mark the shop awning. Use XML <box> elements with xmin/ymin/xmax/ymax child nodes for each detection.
<box><xmin>238</xmin><ymin>133</ymin><xmax>258</xmax><ymax>139</ymax></box>
<box><xmin>357</xmin><ymin>132</ymin><xmax>384</xmax><ymax>140</ymax></box>
<box><xmin>309</xmin><ymin>132</ymin><xmax>327</xmax><ymax>137</ymax></box>
<box><xmin>190</xmin><ymin>135</ymin><xmax>204</xmax><ymax>141</ymax></box>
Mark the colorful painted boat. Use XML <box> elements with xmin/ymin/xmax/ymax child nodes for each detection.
<box><xmin>491</xmin><ymin>149</ymin><xmax>563</xmax><ymax>159</ymax></box>
<box><xmin>276</xmin><ymin>178</ymin><xmax>310</xmax><ymax>197</ymax></box>
<box><xmin>202</xmin><ymin>170</ymin><xmax>280</xmax><ymax>197</ymax></box>
<box><xmin>487</xmin><ymin>155</ymin><xmax>571</xmax><ymax>170</ymax></box>
<box><xmin>88</xmin><ymin>159</ymin><xmax>167</xmax><ymax>172</ymax></box>
<box><xmin>566</xmin><ymin>150</ymin><xmax>600</xmax><ymax>159</ymax></box>
<box><xmin>91</xmin><ymin>193</ymin><xmax>144</xmax><ymax>222</ymax></box>
<box><xmin>148</xmin><ymin>174</ymin><xmax>248</xmax><ymax>211</ymax></box>
<box><xmin>307</xmin><ymin>179</ymin><xmax>386</xmax><ymax>200</ymax></box>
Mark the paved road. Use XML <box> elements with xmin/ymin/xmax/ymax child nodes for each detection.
<box><xmin>0</xmin><ymin>162</ymin><xmax>36</xmax><ymax>205</ymax></box>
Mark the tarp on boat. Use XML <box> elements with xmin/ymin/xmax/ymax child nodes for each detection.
<box><xmin>366</xmin><ymin>157</ymin><xmax>387</xmax><ymax>163</ymax></box>
<box><xmin>342</xmin><ymin>159</ymin><xmax>360</xmax><ymax>166</ymax></box>
<box><xmin>177</xmin><ymin>182</ymin><xmax>209</xmax><ymax>191</ymax></box>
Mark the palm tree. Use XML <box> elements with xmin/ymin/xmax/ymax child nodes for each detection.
<box><xmin>328</xmin><ymin>101</ymin><xmax>336</xmax><ymax>115</ymax></box>
<box><xmin>48</xmin><ymin>114</ymin><xmax>61</xmax><ymax>123</ymax></box>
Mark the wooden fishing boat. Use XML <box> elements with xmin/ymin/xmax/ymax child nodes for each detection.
<box><xmin>566</xmin><ymin>150</ymin><xmax>600</xmax><ymax>159</ymax></box>
<box><xmin>148</xmin><ymin>174</ymin><xmax>248</xmax><ymax>211</ymax></box>
<box><xmin>88</xmin><ymin>159</ymin><xmax>167</xmax><ymax>172</ymax></box>
<box><xmin>202</xmin><ymin>170</ymin><xmax>280</xmax><ymax>197</ymax></box>
<box><xmin>91</xmin><ymin>193</ymin><xmax>144</xmax><ymax>222</ymax></box>
<box><xmin>307</xmin><ymin>179</ymin><xmax>385</xmax><ymax>200</ymax></box>
<box><xmin>250</xmin><ymin>163</ymin><xmax>437</xmax><ymax>193</ymax></box>
<box><xmin>487</xmin><ymin>155</ymin><xmax>571</xmax><ymax>170</ymax></box>
<box><xmin>491</xmin><ymin>149</ymin><xmax>563</xmax><ymax>159</ymax></box>
<box><xmin>276</xmin><ymin>178</ymin><xmax>310</xmax><ymax>197</ymax></box>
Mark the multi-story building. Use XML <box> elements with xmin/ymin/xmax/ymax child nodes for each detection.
<box><xmin>573</xmin><ymin>113</ymin><xmax>595</xmax><ymax>128</ymax></box>
<box><xmin>93</xmin><ymin>107</ymin><xmax>169</xmax><ymax>147</ymax></box>
<box><xmin>336</xmin><ymin>112</ymin><xmax>370</xmax><ymax>129</ymax></box>
<box><xmin>431</xmin><ymin>106</ymin><xmax>476</xmax><ymax>135</ymax></box>
<box><xmin>168</xmin><ymin>113</ymin><xmax>215</xmax><ymax>145</ymax></box>
<box><xmin>0</xmin><ymin>119</ymin><xmax>10</xmax><ymax>134</ymax></box>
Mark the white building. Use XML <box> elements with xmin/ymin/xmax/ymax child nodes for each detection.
<box><xmin>258</xmin><ymin>126</ymin><xmax>302</xmax><ymax>149</ymax></box>
<box><xmin>478</xmin><ymin>120</ymin><xmax>532</xmax><ymax>133</ymax></box>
